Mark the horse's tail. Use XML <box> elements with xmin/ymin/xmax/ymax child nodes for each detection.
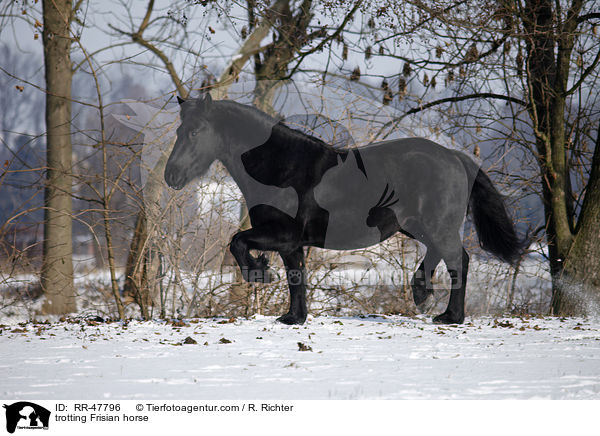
<box><xmin>458</xmin><ymin>155</ymin><xmax>526</xmax><ymax>264</ymax></box>
<box><xmin>469</xmin><ymin>168</ymin><xmax>527</xmax><ymax>264</ymax></box>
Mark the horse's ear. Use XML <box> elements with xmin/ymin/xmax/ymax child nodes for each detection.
<box><xmin>203</xmin><ymin>92</ymin><xmax>213</xmax><ymax>106</ymax></box>
<box><xmin>177</xmin><ymin>96</ymin><xmax>185</xmax><ymax>105</ymax></box>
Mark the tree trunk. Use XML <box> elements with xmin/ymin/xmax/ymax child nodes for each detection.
<box><xmin>123</xmin><ymin>211</ymin><xmax>150</xmax><ymax>318</ymax></box>
<box><xmin>522</xmin><ymin>0</ymin><xmax>593</xmax><ymax>315</ymax></box>
<box><xmin>555</xmin><ymin>122</ymin><xmax>600</xmax><ymax>314</ymax></box>
<box><xmin>123</xmin><ymin>138</ymin><xmax>173</xmax><ymax>319</ymax></box>
<box><xmin>40</xmin><ymin>0</ymin><xmax>75</xmax><ymax>314</ymax></box>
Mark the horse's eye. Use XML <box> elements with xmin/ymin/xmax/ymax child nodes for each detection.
<box><xmin>191</xmin><ymin>129</ymin><xmax>199</xmax><ymax>137</ymax></box>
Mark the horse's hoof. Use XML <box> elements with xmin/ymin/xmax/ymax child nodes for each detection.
<box><xmin>432</xmin><ymin>312</ymin><xmax>464</xmax><ymax>325</ymax></box>
<box><xmin>416</xmin><ymin>292</ymin><xmax>434</xmax><ymax>314</ymax></box>
<box><xmin>276</xmin><ymin>312</ymin><xmax>306</xmax><ymax>325</ymax></box>
<box><xmin>256</xmin><ymin>253</ymin><xmax>269</xmax><ymax>268</ymax></box>
<box><xmin>413</xmin><ymin>287</ymin><xmax>433</xmax><ymax>307</ymax></box>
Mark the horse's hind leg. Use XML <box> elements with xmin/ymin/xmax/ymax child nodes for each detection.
<box><xmin>411</xmin><ymin>247</ymin><xmax>441</xmax><ymax>310</ymax></box>
<box><xmin>402</xmin><ymin>222</ymin><xmax>440</xmax><ymax>310</ymax></box>
<box><xmin>433</xmin><ymin>236</ymin><xmax>469</xmax><ymax>324</ymax></box>
<box><xmin>277</xmin><ymin>247</ymin><xmax>307</xmax><ymax>325</ymax></box>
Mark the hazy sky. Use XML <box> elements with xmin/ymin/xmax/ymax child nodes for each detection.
<box><xmin>2</xmin><ymin>0</ymin><xmax>406</xmax><ymax>98</ymax></box>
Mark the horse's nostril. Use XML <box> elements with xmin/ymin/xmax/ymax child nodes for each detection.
<box><xmin>165</xmin><ymin>169</ymin><xmax>182</xmax><ymax>188</ymax></box>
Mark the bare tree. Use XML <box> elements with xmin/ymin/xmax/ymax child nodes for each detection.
<box><xmin>4</xmin><ymin>0</ymin><xmax>582</xmax><ymax>321</ymax></box>
<box><xmin>40</xmin><ymin>0</ymin><xmax>77</xmax><ymax>314</ymax></box>
<box><xmin>349</xmin><ymin>0</ymin><xmax>600</xmax><ymax>315</ymax></box>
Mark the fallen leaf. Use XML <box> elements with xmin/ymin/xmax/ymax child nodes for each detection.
<box><xmin>217</xmin><ymin>317</ymin><xmax>236</xmax><ymax>324</ymax></box>
<box><xmin>494</xmin><ymin>319</ymin><xmax>514</xmax><ymax>328</ymax></box>
<box><xmin>297</xmin><ymin>342</ymin><xmax>312</xmax><ymax>352</ymax></box>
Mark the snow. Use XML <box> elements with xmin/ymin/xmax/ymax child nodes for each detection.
<box><xmin>1</xmin><ymin>314</ymin><xmax>599</xmax><ymax>399</ymax></box>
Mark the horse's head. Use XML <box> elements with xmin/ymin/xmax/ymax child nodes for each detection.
<box><xmin>164</xmin><ymin>93</ymin><xmax>223</xmax><ymax>190</ymax></box>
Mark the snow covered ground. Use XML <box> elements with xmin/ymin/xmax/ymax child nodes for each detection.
<box><xmin>1</xmin><ymin>314</ymin><xmax>599</xmax><ymax>400</ymax></box>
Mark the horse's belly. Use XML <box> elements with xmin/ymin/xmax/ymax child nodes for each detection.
<box><xmin>244</xmin><ymin>179</ymin><xmax>299</xmax><ymax>218</ymax></box>
<box><xmin>321</xmin><ymin>232</ymin><xmax>382</xmax><ymax>250</ymax></box>
<box><xmin>321</xmin><ymin>215</ymin><xmax>383</xmax><ymax>249</ymax></box>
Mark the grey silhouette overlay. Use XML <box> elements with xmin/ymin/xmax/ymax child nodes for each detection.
<box><xmin>115</xmin><ymin>85</ymin><xmax>524</xmax><ymax>325</ymax></box>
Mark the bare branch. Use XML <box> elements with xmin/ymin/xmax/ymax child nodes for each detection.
<box><xmin>378</xmin><ymin>93</ymin><xmax>528</xmax><ymax>138</ymax></box>
<box><xmin>110</xmin><ymin>0</ymin><xmax>186</xmax><ymax>97</ymax></box>
<box><xmin>211</xmin><ymin>0</ymin><xmax>288</xmax><ymax>99</ymax></box>
<box><xmin>566</xmin><ymin>47</ymin><xmax>600</xmax><ymax>95</ymax></box>
<box><xmin>577</xmin><ymin>12</ymin><xmax>600</xmax><ymax>23</ymax></box>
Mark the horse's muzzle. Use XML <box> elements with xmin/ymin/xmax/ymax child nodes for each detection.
<box><xmin>164</xmin><ymin>167</ymin><xmax>186</xmax><ymax>190</ymax></box>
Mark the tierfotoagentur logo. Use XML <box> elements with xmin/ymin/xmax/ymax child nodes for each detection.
<box><xmin>3</xmin><ymin>402</ymin><xmax>50</xmax><ymax>434</ymax></box>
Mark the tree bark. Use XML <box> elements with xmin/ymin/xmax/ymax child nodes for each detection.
<box><xmin>521</xmin><ymin>0</ymin><xmax>592</xmax><ymax>314</ymax></box>
<box><xmin>41</xmin><ymin>0</ymin><xmax>76</xmax><ymax>314</ymax></box>
<box><xmin>121</xmin><ymin>0</ymin><xmax>188</xmax><ymax>317</ymax></box>
<box><xmin>123</xmin><ymin>211</ymin><xmax>150</xmax><ymax>318</ymax></box>
<box><xmin>556</xmin><ymin>120</ymin><xmax>600</xmax><ymax>314</ymax></box>
<box><xmin>521</xmin><ymin>0</ymin><xmax>600</xmax><ymax>315</ymax></box>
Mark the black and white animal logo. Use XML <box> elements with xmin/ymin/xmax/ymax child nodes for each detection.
<box><xmin>3</xmin><ymin>402</ymin><xmax>51</xmax><ymax>433</ymax></box>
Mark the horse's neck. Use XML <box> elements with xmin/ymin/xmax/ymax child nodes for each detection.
<box><xmin>216</xmin><ymin>103</ymin><xmax>277</xmax><ymax>195</ymax></box>
<box><xmin>219</xmin><ymin>147</ymin><xmax>252</xmax><ymax>195</ymax></box>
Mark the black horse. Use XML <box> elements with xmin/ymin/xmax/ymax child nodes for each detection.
<box><xmin>165</xmin><ymin>93</ymin><xmax>525</xmax><ymax>325</ymax></box>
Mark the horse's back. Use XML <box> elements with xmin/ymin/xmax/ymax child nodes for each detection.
<box><xmin>358</xmin><ymin>137</ymin><xmax>464</xmax><ymax>164</ymax></box>
<box><xmin>356</xmin><ymin>137</ymin><xmax>472</xmax><ymax>189</ymax></box>
<box><xmin>312</xmin><ymin>137</ymin><xmax>474</xmax><ymax>249</ymax></box>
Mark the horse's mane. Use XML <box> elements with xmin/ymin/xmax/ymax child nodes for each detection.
<box><xmin>215</xmin><ymin>99</ymin><xmax>341</xmax><ymax>154</ymax></box>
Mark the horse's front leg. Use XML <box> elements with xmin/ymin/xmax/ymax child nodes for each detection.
<box><xmin>229</xmin><ymin>225</ymin><xmax>300</xmax><ymax>283</ymax></box>
<box><xmin>229</xmin><ymin>226</ymin><xmax>307</xmax><ymax>325</ymax></box>
<box><xmin>277</xmin><ymin>247</ymin><xmax>307</xmax><ymax>325</ymax></box>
